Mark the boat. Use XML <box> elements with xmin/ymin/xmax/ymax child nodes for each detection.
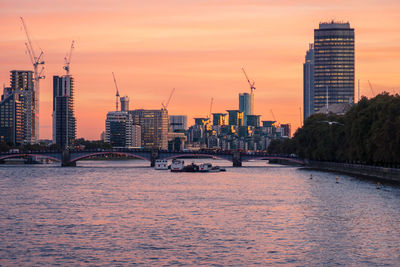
<box><xmin>182</xmin><ymin>162</ymin><xmax>199</xmax><ymax>172</ymax></box>
<box><xmin>155</xmin><ymin>159</ymin><xmax>168</xmax><ymax>170</ymax></box>
<box><xmin>199</xmin><ymin>163</ymin><xmax>212</xmax><ymax>172</ymax></box>
<box><xmin>209</xmin><ymin>166</ymin><xmax>226</xmax><ymax>172</ymax></box>
<box><xmin>171</xmin><ymin>159</ymin><xmax>184</xmax><ymax>172</ymax></box>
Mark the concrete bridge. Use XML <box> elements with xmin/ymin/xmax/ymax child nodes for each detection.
<box><xmin>0</xmin><ymin>149</ymin><xmax>304</xmax><ymax>167</ymax></box>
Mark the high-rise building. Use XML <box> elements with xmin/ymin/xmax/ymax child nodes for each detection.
<box><xmin>129</xmin><ymin>109</ymin><xmax>168</xmax><ymax>149</ymax></box>
<box><xmin>52</xmin><ymin>75</ymin><xmax>76</xmax><ymax>148</ymax></box>
<box><xmin>303</xmin><ymin>43</ymin><xmax>315</xmax><ymax>120</ymax></box>
<box><xmin>169</xmin><ymin>115</ymin><xmax>187</xmax><ymax>132</ymax></box>
<box><xmin>105</xmin><ymin>111</ymin><xmax>140</xmax><ymax>147</ymax></box>
<box><xmin>11</xmin><ymin>70</ymin><xmax>36</xmax><ymax>143</ymax></box>
<box><xmin>313</xmin><ymin>21</ymin><xmax>355</xmax><ymax>112</ymax></box>
<box><xmin>120</xmin><ymin>96</ymin><xmax>129</xmax><ymax>112</ymax></box>
<box><xmin>0</xmin><ymin>91</ymin><xmax>24</xmax><ymax>143</ymax></box>
<box><xmin>212</xmin><ymin>113</ymin><xmax>228</xmax><ymax>126</ymax></box>
<box><xmin>227</xmin><ymin>110</ymin><xmax>244</xmax><ymax>126</ymax></box>
<box><xmin>239</xmin><ymin>93</ymin><xmax>254</xmax><ymax>125</ymax></box>
<box><xmin>0</xmin><ymin>70</ymin><xmax>36</xmax><ymax>144</ymax></box>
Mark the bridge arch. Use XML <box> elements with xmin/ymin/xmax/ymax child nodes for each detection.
<box><xmin>162</xmin><ymin>153</ymin><xmax>233</xmax><ymax>162</ymax></box>
<box><xmin>244</xmin><ymin>156</ymin><xmax>304</xmax><ymax>165</ymax></box>
<box><xmin>0</xmin><ymin>153</ymin><xmax>61</xmax><ymax>162</ymax></box>
<box><xmin>70</xmin><ymin>151</ymin><xmax>150</xmax><ymax>162</ymax></box>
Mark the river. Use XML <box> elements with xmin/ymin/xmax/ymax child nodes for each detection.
<box><xmin>1</xmin><ymin>159</ymin><xmax>400</xmax><ymax>266</ymax></box>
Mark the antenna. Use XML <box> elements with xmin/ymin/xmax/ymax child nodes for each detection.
<box><xmin>112</xmin><ymin>72</ymin><xmax>120</xmax><ymax>111</ymax></box>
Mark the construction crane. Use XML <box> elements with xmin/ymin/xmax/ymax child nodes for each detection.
<box><xmin>112</xmin><ymin>72</ymin><xmax>120</xmax><ymax>111</ymax></box>
<box><xmin>63</xmin><ymin>40</ymin><xmax>75</xmax><ymax>75</ymax></box>
<box><xmin>241</xmin><ymin>67</ymin><xmax>256</xmax><ymax>94</ymax></box>
<box><xmin>208</xmin><ymin>97</ymin><xmax>214</xmax><ymax>119</ymax></box>
<box><xmin>161</xmin><ymin>88</ymin><xmax>175</xmax><ymax>110</ymax></box>
<box><xmin>20</xmin><ymin>16</ymin><xmax>45</xmax><ymax>141</ymax></box>
<box><xmin>368</xmin><ymin>80</ymin><xmax>375</xmax><ymax>97</ymax></box>
<box><xmin>270</xmin><ymin>109</ymin><xmax>280</xmax><ymax>128</ymax></box>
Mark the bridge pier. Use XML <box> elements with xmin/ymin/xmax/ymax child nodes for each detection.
<box><xmin>62</xmin><ymin>150</ymin><xmax>76</xmax><ymax>167</ymax></box>
<box><xmin>232</xmin><ymin>151</ymin><xmax>242</xmax><ymax>167</ymax></box>
<box><xmin>150</xmin><ymin>150</ymin><xmax>159</xmax><ymax>167</ymax></box>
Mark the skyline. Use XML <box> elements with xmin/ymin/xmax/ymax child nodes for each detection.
<box><xmin>1</xmin><ymin>0</ymin><xmax>400</xmax><ymax>140</ymax></box>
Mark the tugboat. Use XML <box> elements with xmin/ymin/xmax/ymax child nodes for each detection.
<box><xmin>155</xmin><ymin>159</ymin><xmax>168</xmax><ymax>170</ymax></box>
<box><xmin>171</xmin><ymin>159</ymin><xmax>184</xmax><ymax>172</ymax></box>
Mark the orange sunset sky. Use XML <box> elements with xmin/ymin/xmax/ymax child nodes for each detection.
<box><xmin>1</xmin><ymin>0</ymin><xmax>399</xmax><ymax>140</ymax></box>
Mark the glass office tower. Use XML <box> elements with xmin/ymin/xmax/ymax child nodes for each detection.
<box><xmin>313</xmin><ymin>21</ymin><xmax>354</xmax><ymax>112</ymax></box>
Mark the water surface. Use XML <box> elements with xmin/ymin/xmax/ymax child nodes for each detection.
<box><xmin>1</xmin><ymin>160</ymin><xmax>399</xmax><ymax>265</ymax></box>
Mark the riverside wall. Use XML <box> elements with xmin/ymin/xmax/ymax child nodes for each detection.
<box><xmin>305</xmin><ymin>161</ymin><xmax>400</xmax><ymax>183</ymax></box>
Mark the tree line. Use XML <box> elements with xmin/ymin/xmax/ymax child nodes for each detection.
<box><xmin>268</xmin><ymin>93</ymin><xmax>400</xmax><ymax>165</ymax></box>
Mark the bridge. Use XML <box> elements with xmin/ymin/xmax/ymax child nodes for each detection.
<box><xmin>0</xmin><ymin>149</ymin><xmax>304</xmax><ymax>167</ymax></box>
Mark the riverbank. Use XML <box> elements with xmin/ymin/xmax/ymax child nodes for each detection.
<box><xmin>304</xmin><ymin>160</ymin><xmax>400</xmax><ymax>183</ymax></box>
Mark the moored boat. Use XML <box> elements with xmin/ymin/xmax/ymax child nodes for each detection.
<box><xmin>155</xmin><ymin>159</ymin><xmax>168</xmax><ymax>170</ymax></box>
<box><xmin>171</xmin><ymin>159</ymin><xmax>184</xmax><ymax>172</ymax></box>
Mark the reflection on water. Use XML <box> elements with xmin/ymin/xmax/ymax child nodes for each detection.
<box><xmin>1</xmin><ymin>159</ymin><xmax>400</xmax><ymax>265</ymax></box>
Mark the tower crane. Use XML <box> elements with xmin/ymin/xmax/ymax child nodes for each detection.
<box><xmin>270</xmin><ymin>109</ymin><xmax>280</xmax><ymax>128</ymax></box>
<box><xmin>368</xmin><ymin>80</ymin><xmax>375</xmax><ymax>97</ymax></box>
<box><xmin>112</xmin><ymin>72</ymin><xmax>120</xmax><ymax>111</ymax></box>
<box><xmin>241</xmin><ymin>67</ymin><xmax>256</xmax><ymax>94</ymax></box>
<box><xmin>208</xmin><ymin>97</ymin><xmax>214</xmax><ymax>119</ymax></box>
<box><xmin>20</xmin><ymin>16</ymin><xmax>45</xmax><ymax>141</ymax></box>
<box><xmin>63</xmin><ymin>40</ymin><xmax>75</xmax><ymax>75</ymax></box>
<box><xmin>161</xmin><ymin>88</ymin><xmax>175</xmax><ymax>110</ymax></box>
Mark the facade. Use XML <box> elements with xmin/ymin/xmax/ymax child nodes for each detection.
<box><xmin>239</xmin><ymin>93</ymin><xmax>254</xmax><ymax>125</ymax></box>
<box><xmin>105</xmin><ymin>111</ymin><xmax>140</xmax><ymax>147</ymax></box>
<box><xmin>0</xmin><ymin>70</ymin><xmax>35</xmax><ymax>144</ymax></box>
<box><xmin>0</xmin><ymin>92</ymin><xmax>24</xmax><ymax>143</ymax></box>
<box><xmin>52</xmin><ymin>75</ymin><xmax>76</xmax><ymax>148</ymax></box>
<box><xmin>11</xmin><ymin>70</ymin><xmax>36</xmax><ymax>143</ymax></box>
<box><xmin>129</xmin><ymin>109</ymin><xmax>168</xmax><ymax>149</ymax></box>
<box><xmin>120</xmin><ymin>96</ymin><xmax>129</xmax><ymax>112</ymax></box>
<box><xmin>303</xmin><ymin>43</ymin><xmax>315</xmax><ymax>120</ymax></box>
<box><xmin>169</xmin><ymin>115</ymin><xmax>187</xmax><ymax>132</ymax></box>
<box><xmin>227</xmin><ymin>110</ymin><xmax>244</xmax><ymax>126</ymax></box>
<box><xmin>280</xmin><ymin>123</ymin><xmax>292</xmax><ymax>138</ymax></box>
<box><xmin>212</xmin><ymin>113</ymin><xmax>228</xmax><ymax>126</ymax></box>
<box><xmin>246</xmin><ymin>115</ymin><xmax>260</xmax><ymax>127</ymax></box>
<box><xmin>313</xmin><ymin>21</ymin><xmax>355</xmax><ymax>112</ymax></box>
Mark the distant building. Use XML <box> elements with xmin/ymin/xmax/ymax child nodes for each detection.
<box><xmin>129</xmin><ymin>109</ymin><xmax>168</xmax><ymax>149</ymax></box>
<box><xmin>169</xmin><ymin>115</ymin><xmax>187</xmax><ymax>132</ymax></box>
<box><xmin>227</xmin><ymin>110</ymin><xmax>244</xmax><ymax>126</ymax></box>
<box><xmin>120</xmin><ymin>96</ymin><xmax>129</xmax><ymax>112</ymax></box>
<box><xmin>239</xmin><ymin>93</ymin><xmax>254</xmax><ymax>125</ymax></box>
<box><xmin>105</xmin><ymin>111</ymin><xmax>140</xmax><ymax>147</ymax></box>
<box><xmin>303</xmin><ymin>43</ymin><xmax>314</xmax><ymax>120</ymax></box>
<box><xmin>313</xmin><ymin>21</ymin><xmax>355</xmax><ymax>112</ymax></box>
<box><xmin>212</xmin><ymin>113</ymin><xmax>228</xmax><ymax>126</ymax></box>
<box><xmin>246</xmin><ymin>115</ymin><xmax>260</xmax><ymax>127</ymax></box>
<box><xmin>52</xmin><ymin>75</ymin><xmax>76</xmax><ymax>149</ymax></box>
<box><xmin>280</xmin><ymin>123</ymin><xmax>291</xmax><ymax>138</ymax></box>
<box><xmin>0</xmin><ymin>92</ymin><xmax>24</xmax><ymax>143</ymax></box>
<box><xmin>0</xmin><ymin>70</ymin><xmax>36</xmax><ymax>144</ymax></box>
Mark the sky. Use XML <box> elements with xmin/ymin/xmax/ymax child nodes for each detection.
<box><xmin>0</xmin><ymin>0</ymin><xmax>399</xmax><ymax>140</ymax></box>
